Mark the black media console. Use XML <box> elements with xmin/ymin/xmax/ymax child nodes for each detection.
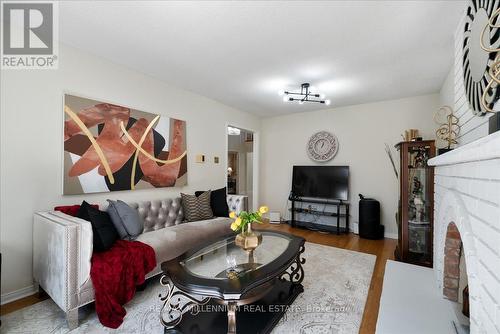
<box><xmin>288</xmin><ymin>195</ymin><xmax>349</xmax><ymax>235</ymax></box>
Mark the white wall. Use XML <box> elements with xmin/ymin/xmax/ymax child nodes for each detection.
<box><xmin>437</xmin><ymin>67</ymin><xmax>455</xmax><ymax>150</ymax></box>
<box><xmin>246</xmin><ymin>152</ymin><xmax>254</xmax><ymax>210</ymax></box>
<box><xmin>260</xmin><ymin>94</ymin><xmax>440</xmax><ymax>238</ymax></box>
<box><xmin>0</xmin><ymin>45</ymin><xmax>260</xmax><ymax>298</ymax></box>
<box><xmin>439</xmin><ymin>67</ymin><xmax>454</xmax><ymax>107</ymax></box>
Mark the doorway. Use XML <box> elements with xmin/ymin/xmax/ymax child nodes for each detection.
<box><xmin>227</xmin><ymin>126</ymin><xmax>255</xmax><ymax>211</ymax></box>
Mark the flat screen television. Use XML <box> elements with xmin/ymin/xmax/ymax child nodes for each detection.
<box><xmin>292</xmin><ymin>165</ymin><xmax>349</xmax><ymax>201</ymax></box>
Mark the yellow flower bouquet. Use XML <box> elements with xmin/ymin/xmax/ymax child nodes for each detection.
<box><xmin>230</xmin><ymin>206</ymin><xmax>269</xmax><ymax>233</ymax></box>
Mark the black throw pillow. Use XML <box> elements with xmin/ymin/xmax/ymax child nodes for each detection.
<box><xmin>77</xmin><ymin>201</ymin><xmax>119</xmax><ymax>252</ymax></box>
<box><xmin>195</xmin><ymin>187</ymin><xmax>229</xmax><ymax>217</ymax></box>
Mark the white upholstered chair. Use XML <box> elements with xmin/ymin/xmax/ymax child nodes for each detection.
<box><xmin>226</xmin><ymin>194</ymin><xmax>248</xmax><ymax>214</ymax></box>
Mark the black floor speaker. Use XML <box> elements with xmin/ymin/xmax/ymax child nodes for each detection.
<box><xmin>358</xmin><ymin>194</ymin><xmax>384</xmax><ymax>239</ymax></box>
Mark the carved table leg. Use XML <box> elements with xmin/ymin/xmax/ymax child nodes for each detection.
<box><xmin>227</xmin><ymin>301</ymin><xmax>237</xmax><ymax>334</ymax></box>
<box><xmin>280</xmin><ymin>244</ymin><xmax>306</xmax><ymax>284</ymax></box>
<box><xmin>247</xmin><ymin>249</ymin><xmax>255</xmax><ymax>264</ymax></box>
<box><xmin>159</xmin><ymin>274</ymin><xmax>211</xmax><ymax>329</ymax></box>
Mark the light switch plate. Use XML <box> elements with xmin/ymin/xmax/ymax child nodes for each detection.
<box><xmin>195</xmin><ymin>154</ymin><xmax>205</xmax><ymax>163</ymax></box>
<box><xmin>214</xmin><ymin>156</ymin><xmax>219</xmax><ymax>163</ymax></box>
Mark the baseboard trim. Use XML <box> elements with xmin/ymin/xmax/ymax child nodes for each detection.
<box><xmin>1</xmin><ymin>285</ymin><xmax>37</xmax><ymax>305</ymax></box>
<box><xmin>384</xmin><ymin>232</ymin><xmax>398</xmax><ymax>239</ymax></box>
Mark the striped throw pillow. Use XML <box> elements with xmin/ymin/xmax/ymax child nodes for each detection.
<box><xmin>181</xmin><ymin>191</ymin><xmax>214</xmax><ymax>222</ymax></box>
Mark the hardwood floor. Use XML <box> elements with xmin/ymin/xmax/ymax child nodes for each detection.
<box><xmin>1</xmin><ymin>223</ymin><xmax>396</xmax><ymax>334</ymax></box>
<box><xmin>258</xmin><ymin>223</ymin><xmax>397</xmax><ymax>334</ymax></box>
<box><xmin>1</xmin><ymin>293</ymin><xmax>48</xmax><ymax>316</ymax></box>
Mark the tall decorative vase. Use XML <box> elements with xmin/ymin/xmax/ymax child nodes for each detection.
<box><xmin>235</xmin><ymin>222</ymin><xmax>262</xmax><ymax>252</ymax></box>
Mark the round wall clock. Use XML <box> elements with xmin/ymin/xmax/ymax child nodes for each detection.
<box><xmin>463</xmin><ymin>0</ymin><xmax>500</xmax><ymax>115</ymax></box>
<box><xmin>307</xmin><ymin>131</ymin><xmax>338</xmax><ymax>162</ymax></box>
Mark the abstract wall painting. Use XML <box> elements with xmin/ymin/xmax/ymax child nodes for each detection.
<box><xmin>63</xmin><ymin>94</ymin><xmax>187</xmax><ymax>195</ymax></box>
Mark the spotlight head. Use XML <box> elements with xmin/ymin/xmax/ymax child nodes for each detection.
<box><xmin>283</xmin><ymin>96</ymin><xmax>290</xmax><ymax>102</ymax></box>
<box><xmin>325</xmin><ymin>99</ymin><xmax>331</xmax><ymax>106</ymax></box>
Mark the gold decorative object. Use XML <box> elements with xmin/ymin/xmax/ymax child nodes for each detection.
<box><xmin>235</xmin><ymin>223</ymin><xmax>262</xmax><ymax>252</ymax></box>
<box><xmin>480</xmin><ymin>7</ymin><xmax>500</xmax><ymax>53</ymax></box>
<box><xmin>230</xmin><ymin>206</ymin><xmax>268</xmax><ymax>252</ymax></box>
<box><xmin>461</xmin><ymin>1</ymin><xmax>500</xmax><ymax>115</ymax></box>
<box><xmin>479</xmin><ymin>52</ymin><xmax>500</xmax><ymax>113</ymax></box>
<box><xmin>480</xmin><ymin>7</ymin><xmax>500</xmax><ymax>113</ymax></box>
<box><xmin>226</xmin><ymin>270</ymin><xmax>239</xmax><ymax>280</ymax></box>
<box><xmin>402</xmin><ymin>129</ymin><xmax>420</xmax><ymax>141</ymax></box>
<box><xmin>434</xmin><ymin>106</ymin><xmax>460</xmax><ymax>149</ymax></box>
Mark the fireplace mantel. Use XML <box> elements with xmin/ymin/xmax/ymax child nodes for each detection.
<box><xmin>428</xmin><ymin>133</ymin><xmax>500</xmax><ymax>334</ymax></box>
<box><xmin>429</xmin><ymin>131</ymin><xmax>500</xmax><ymax>167</ymax></box>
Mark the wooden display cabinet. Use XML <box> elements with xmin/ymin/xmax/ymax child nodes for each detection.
<box><xmin>395</xmin><ymin>140</ymin><xmax>435</xmax><ymax>268</ymax></box>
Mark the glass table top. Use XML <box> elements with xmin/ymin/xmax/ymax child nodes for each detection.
<box><xmin>180</xmin><ymin>231</ymin><xmax>292</xmax><ymax>280</ymax></box>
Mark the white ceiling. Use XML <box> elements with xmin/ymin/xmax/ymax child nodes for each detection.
<box><xmin>60</xmin><ymin>1</ymin><xmax>465</xmax><ymax>117</ymax></box>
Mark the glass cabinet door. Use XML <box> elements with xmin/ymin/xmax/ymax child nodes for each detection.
<box><xmin>406</xmin><ymin>145</ymin><xmax>432</xmax><ymax>264</ymax></box>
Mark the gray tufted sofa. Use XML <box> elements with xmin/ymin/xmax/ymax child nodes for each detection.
<box><xmin>32</xmin><ymin>196</ymin><xmax>247</xmax><ymax>329</ymax></box>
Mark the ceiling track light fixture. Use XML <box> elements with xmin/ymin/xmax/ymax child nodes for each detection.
<box><xmin>279</xmin><ymin>83</ymin><xmax>330</xmax><ymax>105</ymax></box>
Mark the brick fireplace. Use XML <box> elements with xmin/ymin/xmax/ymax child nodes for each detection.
<box><xmin>442</xmin><ymin>222</ymin><xmax>467</xmax><ymax>304</ymax></box>
<box><xmin>429</xmin><ymin>132</ymin><xmax>500</xmax><ymax>334</ymax></box>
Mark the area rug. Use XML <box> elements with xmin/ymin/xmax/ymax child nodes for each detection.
<box><xmin>1</xmin><ymin>242</ymin><xmax>376</xmax><ymax>333</ymax></box>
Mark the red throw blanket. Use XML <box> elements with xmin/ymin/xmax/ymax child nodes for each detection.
<box><xmin>90</xmin><ymin>240</ymin><xmax>156</xmax><ymax>328</ymax></box>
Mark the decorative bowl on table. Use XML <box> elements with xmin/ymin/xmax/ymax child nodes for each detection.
<box><xmin>230</xmin><ymin>206</ymin><xmax>268</xmax><ymax>252</ymax></box>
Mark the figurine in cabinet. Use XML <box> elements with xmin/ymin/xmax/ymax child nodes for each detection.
<box><xmin>411</xmin><ymin>177</ymin><xmax>425</xmax><ymax>222</ymax></box>
<box><xmin>414</xmin><ymin>147</ymin><xmax>429</xmax><ymax>168</ymax></box>
<box><xmin>395</xmin><ymin>140</ymin><xmax>435</xmax><ymax>267</ymax></box>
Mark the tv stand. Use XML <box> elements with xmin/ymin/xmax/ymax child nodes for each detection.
<box><xmin>289</xmin><ymin>196</ymin><xmax>349</xmax><ymax>235</ymax></box>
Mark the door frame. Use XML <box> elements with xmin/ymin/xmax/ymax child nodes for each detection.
<box><xmin>225</xmin><ymin>123</ymin><xmax>259</xmax><ymax>211</ymax></box>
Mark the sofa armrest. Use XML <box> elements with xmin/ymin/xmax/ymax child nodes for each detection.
<box><xmin>226</xmin><ymin>195</ymin><xmax>248</xmax><ymax>214</ymax></box>
<box><xmin>33</xmin><ymin>211</ymin><xmax>93</xmax><ymax>311</ymax></box>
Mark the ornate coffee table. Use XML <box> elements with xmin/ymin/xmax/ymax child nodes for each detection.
<box><xmin>159</xmin><ymin>230</ymin><xmax>305</xmax><ymax>334</ymax></box>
